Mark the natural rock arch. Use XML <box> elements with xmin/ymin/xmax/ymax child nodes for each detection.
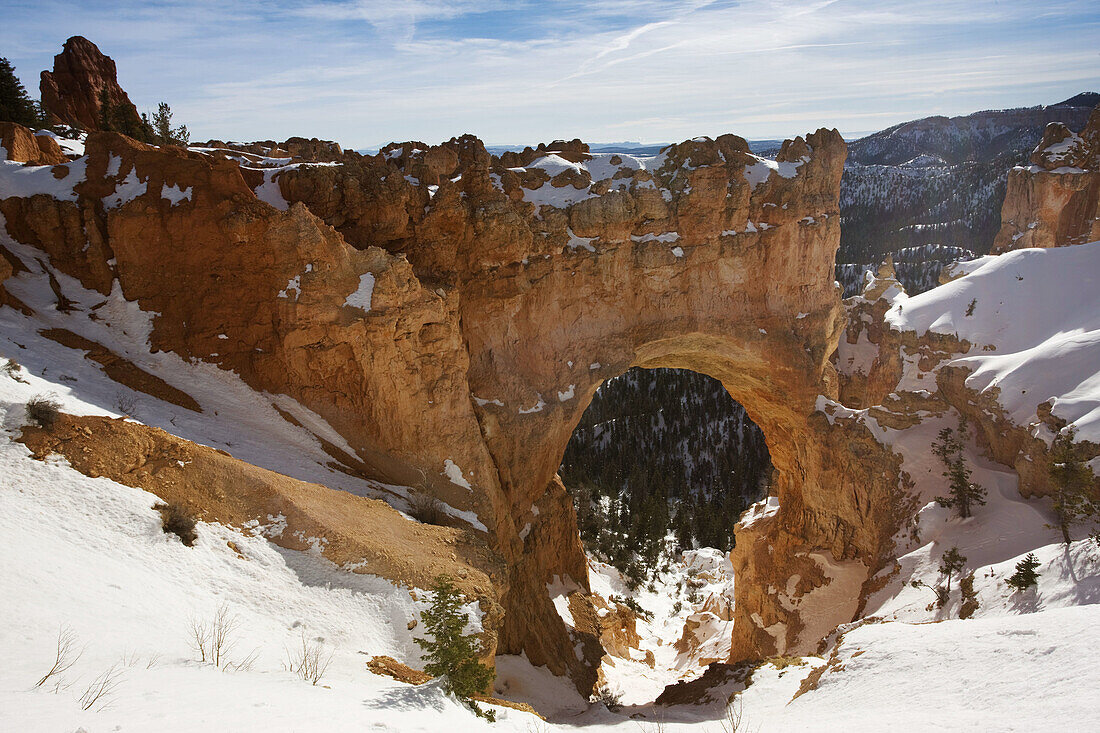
<box><xmin>0</xmin><ymin>126</ymin><xmax>910</xmax><ymax>694</ymax></box>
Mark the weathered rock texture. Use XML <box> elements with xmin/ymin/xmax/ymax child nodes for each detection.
<box><xmin>992</xmin><ymin>105</ymin><xmax>1100</xmax><ymax>252</ymax></box>
<box><xmin>0</xmin><ymin>121</ymin><xmax>914</xmax><ymax>691</ymax></box>
<box><xmin>40</xmin><ymin>36</ymin><xmax>141</xmax><ymax>131</ymax></box>
<box><xmin>0</xmin><ymin>123</ymin><xmax>68</xmax><ymax>165</ymax></box>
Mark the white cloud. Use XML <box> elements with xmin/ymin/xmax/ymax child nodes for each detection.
<box><xmin>3</xmin><ymin>0</ymin><xmax>1098</xmax><ymax>147</ymax></box>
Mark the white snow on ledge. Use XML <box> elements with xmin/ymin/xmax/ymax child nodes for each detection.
<box><xmin>743</xmin><ymin>154</ymin><xmax>808</xmax><ymax>190</ymax></box>
<box><xmin>557</xmin><ymin>384</ymin><xmax>575</xmax><ymax>402</ymax></box>
<box><xmin>740</xmin><ymin>495</ymin><xmax>780</xmax><ymax>528</ymax></box>
<box><xmin>161</xmin><ymin>182</ymin><xmax>193</xmax><ymax>205</ymax></box>
<box><xmin>519</xmin><ymin>394</ymin><xmax>546</xmax><ymax>414</ymax></box>
<box><xmin>344</xmin><ymin>273</ymin><xmax>375</xmax><ymax>312</ymax></box>
<box><xmin>546</xmin><ymin>574</ymin><xmax>582</xmax><ymax>628</ymax></box>
<box><xmin>442</xmin><ymin>459</ymin><xmax>472</xmax><ymax>490</ymax></box>
<box><xmin>103</xmin><ymin>168</ymin><xmax>148</xmax><ymax>209</ymax></box>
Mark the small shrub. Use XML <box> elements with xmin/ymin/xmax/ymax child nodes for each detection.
<box><xmin>591</xmin><ymin>682</ymin><xmax>622</xmax><ymax>712</ymax></box>
<box><xmin>78</xmin><ymin>664</ymin><xmax>124</xmax><ymax>711</ymax></box>
<box><xmin>719</xmin><ymin>696</ymin><xmax>746</xmax><ymax>733</ymax></box>
<box><xmin>116</xmin><ymin>392</ymin><xmax>137</xmax><ymax>416</ymax></box>
<box><xmin>189</xmin><ymin>604</ymin><xmax>239</xmax><ymax>667</ymax></box>
<box><xmin>610</xmin><ymin>594</ymin><xmax>654</xmax><ymax>622</ymax></box>
<box><xmin>959</xmin><ymin>573</ymin><xmax>979</xmax><ymax>619</ymax></box>
<box><xmin>3</xmin><ymin>357</ymin><xmax>27</xmax><ymax>383</ymax></box>
<box><xmin>26</xmin><ymin>394</ymin><xmax>61</xmax><ymax>429</ymax></box>
<box><xmin>155</xmin><ymin>502</ymin><xmax>197</xmax><ymax>546</ymax></box>
<box><xmin>408</xmin><ymin>491</ymin><xmax>446</xmax><ymax>525</ymax></box>
<box><xmin>286</xmin><ymin>632</ymin><xmax>333</xmax><ymax>685</ymax></box>
<box><xmin>35</xmin><ymin>626</ymin><xmax>82</xmax><ymax>688</ymax></box>
<box><xmin>965</xmin><ymin>298</ymin><xmax>977</xmax><ymax>316</ymax></box>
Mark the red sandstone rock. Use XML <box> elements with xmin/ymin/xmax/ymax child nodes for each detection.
<box><xmin>40</xmin><ymin>36</ymin><xmax>141</xmax><ymax>131</ymax></box>
<box><xmin>0</xmin><ymin>123</ymin><xmax>67</xmax><ymax>165</ymax></box>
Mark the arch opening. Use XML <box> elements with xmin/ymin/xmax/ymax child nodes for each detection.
<box><xmin>561</xmin><ymin>366</ymin><xmax>771</xmax><ymax>585</ymax></box>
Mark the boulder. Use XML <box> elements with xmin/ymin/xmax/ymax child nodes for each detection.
<box><xmin>0</xmin><ymin>122</ymin><xmax>68</xmax><ymax>165</ymax></box>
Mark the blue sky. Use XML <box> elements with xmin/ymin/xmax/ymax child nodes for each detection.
<box><xmin>2</xmin><ymin>0</ymin><xmax>1098</xmax><ymax>148</ymax></box>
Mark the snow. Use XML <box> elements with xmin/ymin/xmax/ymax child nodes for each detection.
<box><xmin>442</xmin><ymin>459</ymin><xmax>472</xmax><ymax>490</ymax></box>
<box><xmin>631</xmin><ymin>231</ymin><xmax>680</xmax><ymax>243</ymax></box>
<box><xmin>4</xmin><ymin>146</ymin><xmax>1100</xmax><ymax>730</ymax></box>
<box><xmin>557</xmin><ymin>384</ymin><xmax>576</xmax><ymax>402</ymax></box>
<box><xmin>248</xmin><ymin>162</ymin><xmax>340</xmax><ymax>211</ymax></box>
<box><xmin>344</xmin><ymin>273</ymin><xmax>375</xmax><ymax>312</ymax></box>
<box><xmin>0</xmin><ymin>392</ymin><xmax>506</xmax><ymax>731</ymax></box>
<box><xmin>0</xmin><ymin>158</ymin><xmax>87</xmax><ymax>201</ymax></box>
<box><xmin>103</xmin><ymin>168</ymin><xmax>148</xmax><ymax>209</ymax></box>
<box><xmin>546</xmin><ymin>575</ymin><xmax>581</xmax><ymax>628</ymax></box>
<box><xmin>254</xmin><ymin>167</ymin><xmax>288</xmax><ymax>210</ymax></box>
<box><xmin>742</xmin><ymin>154</ymin><xmax>808</xmax><ymax>190</ymax></box>
<box><xmin>277</xmin><ymin>274</ymin><xmax>301</xmax><ymax>299</ymax></box>
<box><xmin>739</xmin><ymin>495</ymin><xmax>780</xmax><ymax>528</ymax></box>
<box><xmin>566</xmin><ymin>228</ymin><xmax>596</xmax><ymax>252</ymax></box>
<box><xmin>161</xmin><ymin>182</ymin><xmax>193</xmax><ymax>205</ymax></box>
<box><xmin>885</xmin><ymin>243</ymin><xmax>1100</xmax><ymax>442</ymax></box>
<box><xmin>670</xmin><ymin>246</ymin><xmax>684</xmax><ymax>258</ymax></box>
<box><xmin>518</xmin><ymin>394</ymin><xmax>546</xmax><ymax>414</ymax></box>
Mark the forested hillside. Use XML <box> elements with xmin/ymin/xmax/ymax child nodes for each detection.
<box><xmin>837</xmin><ymin>95</ymin><xmax>1097</xmax><ymax>264</ymax></box>
<box><xmin>560</xmin><ymin>368</ymin><xmax>770</xmax><ymax>585</ymax></box>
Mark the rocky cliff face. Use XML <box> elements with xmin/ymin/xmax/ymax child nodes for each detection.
<box><xmin>992</xmin><ymin>106</ymin><xmax>1100</xmax><ymax>253</ymax></box>
<box><xmin>39</xmin><ymin>36</ymin><xmax>142</xmax><ymax>131</ymax></box>
<box><xmin>0</xmin><ymin>121</ymin><xmax>916</xmax><ymax>692</ymax></box>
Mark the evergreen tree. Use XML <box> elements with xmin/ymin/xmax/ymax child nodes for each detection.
<box><xmin>0</xmin><ymin>57</ymin><xmax>42</xmax><ymax>128</ymax></box>
<box><xmin>1049</xmin><ymin>427</ymin><xmax>1099</xmax><ymax>546</ymax></box>
<box><xmin>415</xmin><ymin>575</ymin><xmax>495</xmax><ymax>720</ymax></box>
<box><xmin>911</xmin><ymin>545</ymin><xmax>967</xmax><ymax>609</ymax></box>
<box><xmin>151</xmin><ymin>102</ymin><xmax>189</xmax><ymax>147</ymax></box>
<box><xmin>1005</xmin><ymin>553</ymin><xmax>1041</xmax><ymax>592</ymax></box>
<box><xmin>938</xmin><ymin>546</ymin><xmax>967</xmax><ymax>597</ymax></box>
<box><xmin>932</xmin><ymin>423</ymin><xmax>986</xmax><ymax>518</ymax></box>
<box><xmin>98</xmin><ymin>88</ymin><xmax>153</xmax><ymax>142</ymax></box>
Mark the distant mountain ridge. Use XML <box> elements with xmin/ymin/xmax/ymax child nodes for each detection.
<box><xmin>838</xmin><ymin>92</ymin><xmax>1098</xmax><ymax>265</ymax></box>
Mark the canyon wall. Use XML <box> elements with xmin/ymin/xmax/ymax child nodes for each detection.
<box><xmin>1</xmin><ymin>123</ymin><xmax>914</xmax><ymax>690</ymax></box>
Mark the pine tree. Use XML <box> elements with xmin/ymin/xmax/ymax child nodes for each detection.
<box><xmin>151</xmin><ymin>102</ymin><xmax>189</xmax><ymax>147</ymax></box>
<box><xmin>933</xmin><ymin>423</ymin><xmax>986</xmax><ymax>518</ymax></box>
<box><xmin>1049</xmin><ymin>427</ymin><xmax>1099</xmax><ymax>546</ymax></box>
<box><xmin>1005</xmin><ymin>553</ymin><xmax>1041</xmax><ymax>592</ymax></box>
<box><xmin>415</xmin><ymin>575</ymin><xmax>495</xmax><ymax>720</ymax></box>
<box><xmin>938</xmin><ymin>546</ymin><xmax>966</xmax><ymax>597</ymax></box>
<box><xmin>0</xmin><ymin>57</ymin><xmax>42</xmax><ymax>128</ymax></box>
<box><xmin>98</xmin><ymin>88</ymin><xmax>152</xmax><ymax>142</ymax></box>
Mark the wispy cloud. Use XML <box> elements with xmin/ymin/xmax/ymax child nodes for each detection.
<box><xmin>1</xmin><ymin>0</ymin><xmax>1097</xmax><ymax>146</ymax></box>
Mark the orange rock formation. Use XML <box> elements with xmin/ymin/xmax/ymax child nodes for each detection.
<box><xmin>0</xmin><ymin>120</ymin><xmax>916</xmax><ymax>692</ymax></box>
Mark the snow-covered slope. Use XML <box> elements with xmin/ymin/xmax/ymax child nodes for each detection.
<box><xmin>885</xmin><ymin>242</ymin><xmax>1100</xmax><ymax>442</ymax></box>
